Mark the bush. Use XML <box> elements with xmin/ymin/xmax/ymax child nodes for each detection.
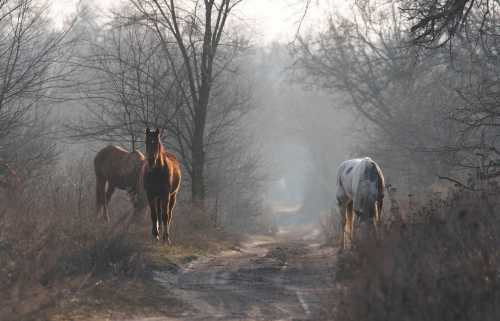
<box><xmin>328</xmin><ymin>183</ymin><xmax>500</xmax><ymax>321</ymax></box>
<box><xmin>0</xmin><ymin>153</ymin><xmax>243</xmax><ymax>319</ymax></box>
<box><xmin>320</xmin><ymin>206</ymin><xmax>341</xmax><ymax>246</ymax></box>
<box><xmin>169</xmin><ymin>204</ymin><xmax>237</xmax><ymax>250</ymax></box>
<box><xmin>0</xmin><ymin>157</ymin><xmax>144</xmax><ymax>320</ymax></box>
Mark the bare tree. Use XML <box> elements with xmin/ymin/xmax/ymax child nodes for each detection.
<box><xmin>68</xmin><ymin>22</ymin><xmax>180</xmax><ymax>151</ymax></box>
<box><xmin>398</xmin><ymin>0</ymin><xmax>490</xmax><ymax>49</ymax></box>
<box><xmin>295</xmin><ymin>2</ymin><xmax>462</xmax><ymax>188</ymax></box>
<box><xmin>435</xmin><ymin>71</ymin><xmax>500</xmax><ymax>183</ymax></box>
<box><xmin>0</xmin><ymin>0</ymin><xmax>82</xmax><ymax>185</ymax></box>
<box><xmin>121</xmin><ymin>0</ymin><xmax>250</xmax><ymax>203</ymax></box>
<box><xmin>70</xmin><ymin>1</ymin><xmax>266</xmax><ymax>218</ymax></box>
<box><xmin>352</xmin><ymin>0</ymin><xmax>499</xmax><ymax>59</ymax></box>
<box><xmin>386</xmin><ymin>0</ymin><xmax>500</xmax><ymax>184</ymax></box>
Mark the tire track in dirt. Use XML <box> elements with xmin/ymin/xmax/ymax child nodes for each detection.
<box><xmin>150</xmin><ymin>241</ymin><xmax>337</xmax><ymax>320</ymax></box>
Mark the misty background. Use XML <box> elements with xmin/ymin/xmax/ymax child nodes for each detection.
<box><xmin>2</xmin><ymin>0</ymin><xmax>498</xmax><ymax>240</ymax></box>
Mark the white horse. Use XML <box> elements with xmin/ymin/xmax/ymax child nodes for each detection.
<box><xmin>336</xmin><ymin>157</ymin><xmax>385</xmax><ymax>253</ymax></box>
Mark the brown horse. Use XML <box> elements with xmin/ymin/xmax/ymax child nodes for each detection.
<box><xmin>94</xmin><ymin>145</ymin><xmax>146</xmax><ymax>222</ymax></box>
<box><xmin>140</xmin><ymin>127</ymin><xmax>181</xmax><ymax>243</ymax></box>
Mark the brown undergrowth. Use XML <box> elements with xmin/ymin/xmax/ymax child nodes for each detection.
<box><xmin>0</xmin><ymin>157</ymin><xmax>237</xmax><ymax>321</ymax></box>
<box><xmin>325</xmin><ymin>182</ymin><xmax>500</xmax><ymax>321</ymax></box>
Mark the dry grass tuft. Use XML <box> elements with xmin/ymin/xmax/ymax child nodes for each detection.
<box><xmin>0</xmin><ymin>159</ymin><xmax>147</xmax><ymax>320</ymax></box>
<box><xmin>320</xmin><ymin>206</ymin><xmax>341</xmax><ymax>246</ymax></box>
<box><xmin>169</xmin><ymin>204</ymin><xmax>238</xmax><ymax>250</ymax></box>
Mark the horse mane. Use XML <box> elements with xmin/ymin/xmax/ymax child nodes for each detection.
<box><xmin>158</xmin><ymin>136</ymin><xmax>165</xmax><ymax>156</ymax></box>
<box><xmin>362</xmin><ymin>159</ymin><xmax>374</xmax><ymax>184</ymax></box>
<box><xmin>114</xmin><ymin>145</ymin><xmax>129</xmax><ymax>153</ymax></box>
<box><xmin>357</xmin><ymin>159</ymin><xmax>380</xmax><ymax>211</ymax></box>
<box><xmin>371</xmin><ymin>160</ymin><xmax>385</xmax><ymax>204</ymax></box>
<box><xmin>129</xmin><ymin>150</ymin><xmax>145</xmax><ymax>167</ymax></box>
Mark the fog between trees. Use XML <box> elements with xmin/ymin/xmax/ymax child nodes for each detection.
<box><xmin>4</xmin><ymin>1</ymin><xmax>500</xmax><ymax>319</ymax></box>
<box><xmin>1</xmin><ymin>0</ymin><xmax>499</xmax><ymax>232</ymax></box>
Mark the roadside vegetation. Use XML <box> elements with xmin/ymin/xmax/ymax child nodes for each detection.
<box><xmin>295</xmin><ymin>1</ymin><xmax>500</xmax><ymax>316</ymax></box>
<box><xmin>324</xmin><ymin>182</ymin><xmax>500</xmax><ymax>320</ymax></box>
<box><xmin>0</xmin><ymin>157</ymin><xmax>238</xmax><ymax>320</ymax></box>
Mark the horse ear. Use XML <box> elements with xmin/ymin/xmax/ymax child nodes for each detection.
<box><xmin>154</xmin><ymin>128</ymin><xmax>160</xmax><ymax>135</ymax></box>
<box><xmin>146</xmin><ymin>127</ymin><xmax>150</xmax><ymax>134</ymax></box>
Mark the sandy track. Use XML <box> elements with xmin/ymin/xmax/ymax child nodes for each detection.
<box><xmin>150</xmin><ymin>241</ymin><xmax>337</xmax><ymax>320</ymax></box>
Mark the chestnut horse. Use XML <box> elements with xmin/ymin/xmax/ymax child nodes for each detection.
<box><xmin>140</xmin><ymin>128</ymin><xmax>181</xmax><ymax>243</ymax></box>
<box><xmin>94</xmin><ymin>145</ymin><xmax>146</xmax><ymax>222</ymax></box>
<box><xmin>336</xmin><ymin>157</ymin><xmax>385</xmax><ymax>253</ymax></box>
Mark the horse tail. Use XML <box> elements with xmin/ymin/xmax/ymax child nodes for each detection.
<box><xmin>369</xmin><ymin>162</ymin><xmax>383</xmax><ymax>200</ymax></box>
<box><xmin>131</xmin><ymin>159</ymin><xmax>147</xmax><ymax>212</ymax></box>
<box><xmin>370</xmin><ymin>160</ymin><xmax>385</xmax><ymax>221</ymax></box>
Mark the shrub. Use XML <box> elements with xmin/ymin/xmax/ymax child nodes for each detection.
<box><xmin>0</xmin><ymin>157</ymin><xmax>144</xmax><ymax>320</ymax></box>
<box><xmin>0</xmin><ymin>182</ymin><xmax>84</xmax><ymax>320</ymax></box>
<box><xmin>320</xmin><ymin>206</ymin><xmax>341</xmax><ymax>246</ymax></box>
<box><xmin>169</xmin><ymin>204</ymin><xmax>237</xmax><ymax>250</ymax></box>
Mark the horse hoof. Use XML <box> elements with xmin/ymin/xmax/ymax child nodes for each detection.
<box><xmin>162</xmin><ymin>234</ymin><xmax>171</xmax><ymax>244</ymax></box>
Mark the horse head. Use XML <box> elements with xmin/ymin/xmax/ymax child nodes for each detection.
<box><xmin>145</xmin><ymin>127</ymin><xmax>162</xmax><ymax>167</ymax></box>
<box><xmin>354</xmin><ymin>201</ymin><xmax>378</xmax><ymax>237</ymax></box>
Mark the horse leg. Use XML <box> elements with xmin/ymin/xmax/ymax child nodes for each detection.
<box><xmin>160</xmin><ymin>196</ymin><xmax>170</xmax><ymax>243</ymax></box>
<box><xmin>148</xmin><ymin>197</ymin><xmax>159</xmax><ymax>240</ymax></box>
<box><xmin>338</xmin><ymin>199</ymin><xmax>348</xmax><ymax>254</ymax></box>
<box><xmin>165</xmin><ymin>192</ymin><xmax>177</xmax><ymax>243</ymax></box>
<box><xmin>347</xmin><ymin>201</ymin><xmax>355</xmax><ymax>249</ymax></box>
<box><xmin>377</xmin><ymin>199</ymin><xmax>384</xmax><ymax>225</ymax></box>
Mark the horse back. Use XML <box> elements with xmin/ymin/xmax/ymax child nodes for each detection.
<box><xmin>94</xmin><ymin>145</ymin><xmax>145</xmax><ymax>190</ymax></box>
<box><xmin>337</xmin><ymin>158</ymin><xmax>384</xmax><ymax>201</ymax></box>
<box><xmin>337</xmin><ymin>158</ymin><xmax>364</xmax><ymax>197</ymax></box>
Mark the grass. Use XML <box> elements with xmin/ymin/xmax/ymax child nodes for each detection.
<box><xmin>142</xmin><ymin>240</ymin><xmax>239</xmax><ymax>269</ymax></box>
<box><xmin>323</xmin><ymin>182</ymin><xmax>500</xmax><ymax>321</ymax></box>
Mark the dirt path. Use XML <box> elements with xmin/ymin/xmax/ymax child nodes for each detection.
<box><xmin>149</xmin><ymin>240</ymin><xmax>338</xmax><ymax>320</ymax></box>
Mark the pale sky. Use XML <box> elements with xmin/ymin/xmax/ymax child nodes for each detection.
<box><xmin>52</xmin><ymin>0</ymin><xmax>323</xmax><ymax>46</ymax></box>
<box><xmin>237</xmin><ymin>0</ymin><xmax>316</xmax><ymax>45</ymax></box>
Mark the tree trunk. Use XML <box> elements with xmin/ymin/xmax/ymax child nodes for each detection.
<box><xmin>191</xmin><ymin>107</ymin><xmax>206</xmax><ymax>201</ymax></box>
